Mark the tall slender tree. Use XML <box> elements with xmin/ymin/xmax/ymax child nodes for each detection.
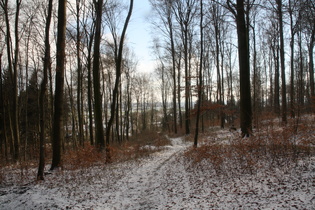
<box><xmin>76</xmin><ymin>0</ymin><xmax>84</xmax><ymax>145</ymax></box>
<box><xmin>37</xmin><ymin>0</ymin><xmax>53</xmax><ymax>180</ymax></box>
<box><xmin>173</xmin><ymin>0</ymin><xmax>197</xmax><ymax>135</ymax></box>
<box><xmin>288</xmin><ymin>0</ymin><xmax>297</xmax><ymax>118</ymax></box>
<box><xmin>0</xmin><ymin>0</ymin><xmax>23</xmax><ymax>161</ymax></box>
<box><xmin>276</xmin><ymin>0</ymin><xmax>287</xmax><ymax>124</ymax></box>
<box><xmin>105</xmin><ymin>0</ymin><xmax>133</xmax><ymax>161</ymax></box>
<box><xmin>51</xmin><ymin>0</ymin><xmax>67</xmax><ymax>170</ymax></box>
<box><xmin>227</xmin><ymin>0</ymin><xmax>252</xmax><ymax>137</ymax></box>
<box><xmin>194</xmin><ymin>0</ymin><xmax>203</xmax><ymax>147</ymax></box>
<box><xmin>12</xmin><ymin>0</ymin><xmax>22</xmax><ymax>161</ymax></box>
<box><xmin>92</xmin><ymin>0</ymin><xmax>105</xmax><ymax>148</ymax></box>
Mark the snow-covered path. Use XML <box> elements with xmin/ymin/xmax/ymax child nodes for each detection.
<box><xmin>104</xmin><ymin>137</ymin><xmax>191</xmax><ymax>209</ymax></box>
<box><xmin>1</xmin><ymin>135</ymin><xmax>315</xmax><ymax>209</ymax></box>
<box><xmin>0</xmin><ymin>137</ymin><xmax>193</xmax><ymax>210</ymax></box>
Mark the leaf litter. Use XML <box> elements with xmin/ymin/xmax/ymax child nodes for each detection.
<box><xmin>0</xmin><ymin>129</ymin><xmax>314</xmax><ymax>209</ymax></box>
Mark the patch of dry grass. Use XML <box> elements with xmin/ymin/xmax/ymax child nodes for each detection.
<box><xmin>111</xmin><ymin>131</ymin><xmax>171</xmax><ymax>162</ymax></box>
<box><xmin>184</xmin><ymin>117</ymin><xmax>315</xmax><ymax>177</ymax></box>
<box><xmin>61</xmin><ymin>131</ymin><xmax>171</xmax><ymax>170</ymax></box>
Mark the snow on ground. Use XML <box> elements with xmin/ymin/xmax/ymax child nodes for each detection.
<box><xmin>1</xmin><ymin>133</ymin><xmax>315</xmax><ymax>209</ymax></box>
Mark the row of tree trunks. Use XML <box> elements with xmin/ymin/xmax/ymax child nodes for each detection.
<box><xmin>0</xmin><ymin>0</ymin><xmax>313</xmax><ymax>166</ymax></box>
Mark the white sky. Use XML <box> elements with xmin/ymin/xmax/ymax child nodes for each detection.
<box><xmin>127</xmin><ymin>0</ymin><xmax>156</xmax><ymax>73</ymax></box>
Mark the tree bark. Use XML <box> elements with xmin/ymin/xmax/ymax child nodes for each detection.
<box><xmin>235</xmin><ymin>0</ymin><xmax>252</xmax><ymax>137</ymax></box>
<box><xmin>38</xmin><ymin>0</ymin><xmax>53</xmax><ymax>180</ymax></box>
<box><xmin>76</xmin><ymin>0</ymin><xmax>84</xmax><ymax>146</ymax></box>
<box><xmin>105</xmin><ymin>0</ymin><xmax>133</xmax><ymax>161</ymax></box>
<box><xmin>1</xmin><ymin>0</ymin><xmax>20</xmax><ymax>161</ymax></box>
<box><xmin>289</xmin><ymin>0</ymin><xmax>295</xmax><ymax>118</ymax></box>
<box><xmin>12</xmin><ymin>0</ymin><xmax>22</xmax><ymax>161</ymax></box>
<box><xmin>93</xmin><ymin>0</ymin><xmax>105</xmax><ymax>149</ymax></box>
<box><xmin>277</xmin><ymin>0</ymin><xmax>287</xmax><ymax>124</ymax></box>
<box><xmin>309</xmin><ymin>23</ymin><xmax>315</xmax><ymax>101</ymax></box>
<box><xmin>51</xmin><ymin>0</ymin><xmax>67</xmax><ymax>170</ymax></box>
<box><xmin>169</xmin><ymin>15</ymin><xmax>177</xmax><ymax>134</ymax></box>
<box><xmin>0</xmin><ymin>53</ymin><xmax>9</xmax><ymax>161</ymax></box>
<box><xmin>194</xmin><ymin>0</ymin><xmax>203</xmax><ymax>147</ymax></box>
<box><xmin>86</xmin><ymin>24</ymin><xmax>95</xmax><ymax>145</ymax></box>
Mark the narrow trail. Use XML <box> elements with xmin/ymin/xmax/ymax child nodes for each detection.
<box><xmin>104</xmin><ymin>137</ymin><xmax>190</xmax><ymax>209</ymax></box>
<box><xmin>1</xmin><ymin>132</ymin><xmax>314</xmax><ymax>209</ymax></box>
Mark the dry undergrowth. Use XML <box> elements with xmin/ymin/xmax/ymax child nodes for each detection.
<box><xmin>184</xmin><ymin>115</ymin><xmax>315</xmax><ymax>177</ymax></box>
<box><xmin>63</xmin><ymin>131</ymin><xmax>171</xmax><ymax>170</ymax></box>
<box><xmin>0</xmin><ymin>131</ymin><xmax>171</xmax><ymax>185</ymax></box>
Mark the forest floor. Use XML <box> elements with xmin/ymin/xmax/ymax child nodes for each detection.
<box><xmin>1</xmin><ymin>122</ymin><xmax>315</xmax><ymax>209</ymax></box>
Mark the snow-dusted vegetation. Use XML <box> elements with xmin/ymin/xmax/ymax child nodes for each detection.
<box><xmin>1</xmin><ymin>0</ymin><xmax>315</xmax><ymax>208</ymax></box>
<box><xmin>1</xmin><ymin>116</ymin><xmax>314</xmax><ymax>209</ymax></box>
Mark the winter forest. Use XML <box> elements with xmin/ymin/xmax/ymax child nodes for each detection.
<box><xmin>0</xmin><ymin>0</ymin><xmax>315</xmax><ymax>209</ymax></box>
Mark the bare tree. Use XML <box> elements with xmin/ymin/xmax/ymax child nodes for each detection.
<box><xmin>51</xmin><ymin>0</ymin><xmax>67</xmax><ymax>170</ymax></box>
<box><xmin>288</xmin><ymin>0</ymin><xmax>298</xmax><ymax>118</ymax></box>
<box><xmin>75</xmin><ymin>0</ymin><xmax>84</xmax><ymax>145</ymax></box>
<box><xmin>0</xmin><ymin>0</ymin><xmax>21</xmax><ymax>161</ymax></box>
<box><xmin>149</xmin><ymin>0</ymin><xmax>178</xmax><ymax>134</ymax></box>
<box><xmin>92</xmin><ymin>0</ymin><xmax>105</xmax><ymax>149</ymax></box>
<box><xmin>173</xmin><ymin>0</ymin><xmax>197</xmax><ymax>135</ymax></box>
<box><xmin>37</xmin><ymin>0</ymin><xmax>53</xmax><ymax>180</ymax></box>
<box><xmin>299</xmin><ymin>0</ymin><xmax>315</xmax><ymax>104</ymax></box>
<box><xmin>227</xmin><ymin>0</ymin><xmax>252</xmax><ymax>137</ymax></box>
<box><xmin>194</xmin><ymin>0</ymin><xmax>203</xmax><ymax>147</ymax></box>
<box><xmin>105</xmin><ymin>0</ymin><xmax>133</xmax><ymax>161</ymax></box>
<box><xmin>275</xmin><ymin>0</ymin><xmax>287</xmax><ymax>124</ymax></box>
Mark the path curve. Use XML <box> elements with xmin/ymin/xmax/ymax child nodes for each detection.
<box><xmin>104</xmin><ymin>137</ymin><xmax>190</xmax><ymax>209</ymax></box>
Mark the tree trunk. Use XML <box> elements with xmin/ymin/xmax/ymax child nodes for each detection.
<box><xmin>105</xmin><ymin>0</ymin><xmax>133</xmax><ymax>162</ymax></box>
<box><xmin>11</xmin><ymin>0</ymin><xmax>22</xmax><ymax>161</ymax></box>
<box><xmin>168</xmin><ymin>14</ymin><xmax>177</xmax><ymax>134</ymax></box>
<box><xmin>298</xmin><ymin>30</ymin><xmax>304</xmax><ymax>106</ymax></box>
<box><xmin>1</xmin><ymin>0</ymin><xmax>21</xmax><ymax>161</ymax></box>
<box><xmin>213</xmin><ymin>6</ymin><xmax>222</xmax><ymax>128</ymax></box>
<box><xmin>184</xmin><ymin>25</ymin><xmax>190</xmax><ymax>135</ymax></box>
<box><xmin>0</xmin><ymin>54</ymin><xmax>9</xmax><ymax>161</ymax></box>
<box><xmin>277</xmin><ymin>0</ymin><xmax>287</xmax><ymax>124</ymax></box>
<box><xmin>37</xmin><ymin>0</ymin><xmax>53</xmax><ymax>180</ymax></box>
<box><xmin>76</xmin><ymin>0</ymin><xmax>84</xmax><ymax>146</ymax></box>
<box><xmin>194</xmin><ymin>0</ymin><xmax>203</xmax><ymax>147</ymax></box>
<box><xmin>93</xmin><ymin>0</ymin><xmax>105</xmax><ymax>149</ymax></box>
<box><xmin>235</xmin><ymin>0</ymin><xmax>252</xmax><ymax>137</ymax></box>
<box><xmin>289</xmin><ymin>0</ymin><xmax>295</xmax><ymax>118</ymax></box>
<box><xmin>177</xmin><ymin>52</ymin><xmax>183</xmax><ymax>129</ymax></box>
<box><xmin>309</xmin><ymin>23</ymin><xmax>315</xmax><ymax>101</ymax></box>
<box><xmin>87</xmin><ymin>24</ymin><xmax>95</xmax><ymax>145</ymax></box>
<box><xmin>273</xmin><ymin>44</ymin><xmax>280</xmax><ymax>115</ymax></box>
<box><xmin>51</xmin><ymin>0</ymin><xmax>67</xmax><ymax>170</ymax></box>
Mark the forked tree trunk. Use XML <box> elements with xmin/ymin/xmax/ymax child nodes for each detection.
<box><xmin>105</xmin><ymin>0</ymin><xmax>133</xmax><ymax>162</ymax></box>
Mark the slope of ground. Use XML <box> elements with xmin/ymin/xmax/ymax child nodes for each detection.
<box><xmin>0</xmin><ymin>129</ymin><xmax>315</xmax><ymax>209</ymax></box>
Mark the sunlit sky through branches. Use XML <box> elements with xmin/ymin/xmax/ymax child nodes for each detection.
<box><xmin>127</xmin><ymin>0</ymin><xmax>155</xmax><ymax>73</ymax></box>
